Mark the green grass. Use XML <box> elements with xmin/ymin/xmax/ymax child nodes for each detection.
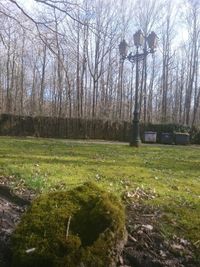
<box><xmin>0</xmin><ymin>136</ymin><xmax>200</xmax><ymax>246</ymax></box>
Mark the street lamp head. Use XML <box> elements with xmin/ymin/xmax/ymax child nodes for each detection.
<box><xmin>147</xmin><ymin>31</ymin><xmax>158</xmax><ymax>52</ymax></box>
<box><xmin>119</xmin><ymin>39</ymin><xmax>128</xmax><ymax>59</ymax></box>
<box><xmin>133</xmin><ymin>30</ymin><xmax>144</xmax><ymax>47</ymax></box>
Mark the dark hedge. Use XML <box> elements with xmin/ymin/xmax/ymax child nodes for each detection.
<box><xmin>0</xmin><ymin>114</ymin><xmax>199</xmax><ymax>144</ymax></box>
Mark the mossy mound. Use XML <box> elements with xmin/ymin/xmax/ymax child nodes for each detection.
<box><xmin>11</xmin><ymin>182</ymin><xmax>126</xmax><ymax>267</ymax></box>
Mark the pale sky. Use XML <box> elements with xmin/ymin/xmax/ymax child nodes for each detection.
<box><xmin>17</xmin><ymin>0</ymin><xmax>189</xmax><ymax>44</ymax></box>
<box><xmin>18</xmin><ymin>0</ymin><xmax>35</xmax><ymax>8</ymax></box>
<box><xmin>17</xmin><ymin>0</ymin><xmax>41</xmax><ymax>15</ymax></box>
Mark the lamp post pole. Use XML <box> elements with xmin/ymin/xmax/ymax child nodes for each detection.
<box><xmin>130</xmin><ymin>46</ymin><xmax>140</xmax><ymax>147</ymax></box>
<box><xmin>119</xmin><ymin>31</ymin><xmax>158</xmax><ymax>147</ymax></box>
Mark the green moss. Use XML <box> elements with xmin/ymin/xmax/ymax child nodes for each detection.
<box><xmin>11</xmin><ymin>182</ymin><xmax>126</xmax><ymax>267</ymax></box>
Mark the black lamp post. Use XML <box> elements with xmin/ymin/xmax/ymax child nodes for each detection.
<box><xmin>119</xmin><ymin>30</ymin><xmax>158</xmax><ymax>147</ymax></box>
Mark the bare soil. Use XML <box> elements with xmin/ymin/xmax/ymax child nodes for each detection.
<box><xmin>0</xmin><ymin>176</ymin><xmax>35</xmax><ymax>267</ymax></box>
<box><xmin>120</xmin><ymin>203</ymin><xmax>199</xmax><ymax>267</ymax></box>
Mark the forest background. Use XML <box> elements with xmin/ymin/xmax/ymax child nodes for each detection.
<box><xmin>0</xmin><ymin>0</ymin><xmax>199</xmax><ymax>128</ymax></box>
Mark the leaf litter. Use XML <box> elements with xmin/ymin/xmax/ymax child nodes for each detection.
<box><xmin>119</xmin><ymin>187</ymin><xmax>199</xmax><ymax>267</ymax></box>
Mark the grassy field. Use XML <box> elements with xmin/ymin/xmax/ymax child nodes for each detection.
<box><xmin>0</xmin><ymin>136</ymin><xmax>200</xmax><ymax>246</ymax></box>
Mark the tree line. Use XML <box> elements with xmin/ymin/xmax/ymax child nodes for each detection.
<box><xmin>0</xmin><ymin>0</ymin><xmax>199</xmax><ymax>126</ymax></box>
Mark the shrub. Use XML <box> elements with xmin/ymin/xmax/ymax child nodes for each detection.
<box><xmin>190</xmin><ymin>126</ymin><xmax>200</xmax><ymax>144</ymax></box>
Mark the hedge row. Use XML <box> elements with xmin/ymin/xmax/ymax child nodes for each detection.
<box><xmin>0</xmin><ymin>114</ymin><xmax>130</xmax><ymax>141</ymax></box>
<box><xmin>0</xmin><ymin>114</ymin><xmax>200</xmax><ymax>144</ymax></box>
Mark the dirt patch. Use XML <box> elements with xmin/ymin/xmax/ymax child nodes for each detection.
<box><xmin>0</xmin><ymin>176</ymin><xmax>35</xmax><ymax>267</ymax></box>
<box><xmin>119</xmin><ymin>188</ymin><xmax>199</xmax><ymax>267</ymax></box>
<box><xmin>0</xmin><ymin>180</ymin><xmax>199</xmax><ymax>267</ymax></box>
<box><xmin>120</xmin><ymin>203</ymin><xmax>198</xmax><ymax>267</ymax></box>
<box><xmin>0</xmin><ymin>197</ymin><xmax>25</xmax><ymax>267</ymax></box>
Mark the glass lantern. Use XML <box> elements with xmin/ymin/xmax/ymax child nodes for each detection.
<box><xmin>119</xmin><ymin>39</ymin><xmax>128</xmax><ymax>59</ymax></box>
<box><xmin>133</xmin><ymin>30</ymin><xmax>144</xmax><ymax>47</ymax></box>
<box><xmin>147</xmin><ymin>31</ymin><xmax>158</xmax><ymax>51</ymax></box>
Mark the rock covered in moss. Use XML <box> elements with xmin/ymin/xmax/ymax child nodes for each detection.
<box><xmin>11</xmin><ymin>182</ymin><xmax>126</xmax><ymax>267</ymax></box>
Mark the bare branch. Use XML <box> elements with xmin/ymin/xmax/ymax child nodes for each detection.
<box><xmin>34</xmin><ymin>0</ymin><xmax>86</xmax><ymax>26</ymax></box>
